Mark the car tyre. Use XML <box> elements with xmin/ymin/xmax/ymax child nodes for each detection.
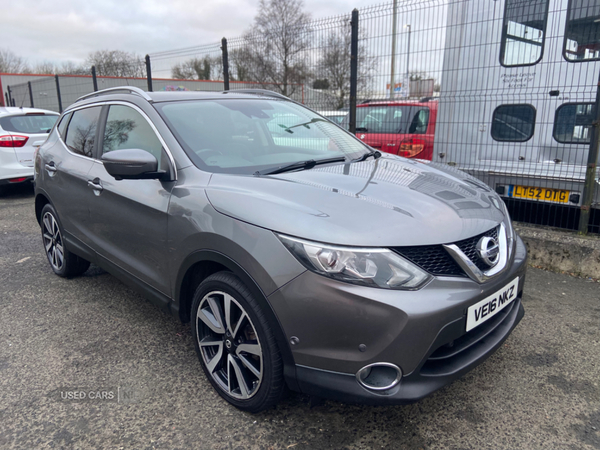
<box><xmin>191</xmin><ymin>271</ymin><xmax>284</xmax><ymax>412</ymax></box>
<box><xmin>40</xmin><ymin>203</ymin><xmax>90</xmax><ymax>277</ymax></box>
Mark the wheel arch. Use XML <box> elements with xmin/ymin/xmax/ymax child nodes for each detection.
<box><xmin>175</xmin><ymin>250</ymin><xmax>299</xmax><ymax>391</ymax></box>
<box><xmin>35</xmin><ymin>192</ymin><xmax>51</xmax><ymax>225</ymax></box>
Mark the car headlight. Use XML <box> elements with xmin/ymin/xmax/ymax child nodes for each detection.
<box><xmin>277</xmin><ymin>234</ymin><xmax>431</xmax><ymax>290</ymax></box>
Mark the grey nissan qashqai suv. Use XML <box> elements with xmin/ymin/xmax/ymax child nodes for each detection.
<box><xmin>34</xmin><ymin>87</ymin><xmax>526</xmax><ymax>412</ymax></box>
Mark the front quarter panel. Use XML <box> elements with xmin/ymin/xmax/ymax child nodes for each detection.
<box><xmin>167</xmin><ymin>166</ymin><xmax>307</xmax><ymax>302</ymax></box>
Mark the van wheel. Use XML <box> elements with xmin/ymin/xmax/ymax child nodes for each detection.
<box><xmin>40</xmin><ymin>204</ymin><xmax>90</xmax><ymax>277</ymax></box>
<box><xmin>191</xmin><ymin>271</ymin><xmax>284</xmax><ymax>412</ymax></box>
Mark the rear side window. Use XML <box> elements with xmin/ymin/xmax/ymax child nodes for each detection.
<box><xmin>57</xmin><ymin>113</ymin><xmax>71</xmax><ymax>139</ymax></box>
<box><xmin>408</xmin><ymin>109</ymin><xmax>430</xmax><ymax>134</ymax></box>
<box><xmin>553</xmin><ymin>103</ymin><xmax>595</xmax><ymax>144</ymax></box>
<box><xmin>350</xmin><ymin>105</ymin><xmax>430</xmax><ymax>134</ymax></box>
<box><xmin>65</xmin><ymin>107</ymin><xmax>102</xmax><ymax>157</ymax></box>
<box><xmin>500</xmin><ymin>0</ymin><xmax>549</xmax><ymax>66</ymax></box>
<box><xmin>564</xmin><ymin>0</ymin><xmax>600</xmax><ymax>61</ymax></box>
<box><xmin>102</xmin><ymin>105</ymin><xmax>166</xmax><ymax>169</ymax></box>
<box><xmin>0</xmin><ymin>114</ymin><xmax>58</xmax><ymax>134</ymax></box>
<box><xmin>491</xmin><ymin>104</ymin><xmax>536</xmax><ymax>142</ymax></box>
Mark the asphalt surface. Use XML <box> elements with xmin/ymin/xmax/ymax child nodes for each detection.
<box><xmin>1</xmin><ymin>183</ymin><xmax>599</xmax><ymax>450</ymax></box>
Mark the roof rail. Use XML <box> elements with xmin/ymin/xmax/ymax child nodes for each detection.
<box><xmin>226</xmin><ymin>89</ymin><xmax>289</xmax><ymax>100</ymax></box>
<box><xmin>75</xmin><ymin>86</ymin><xmax>153</xmax><ymax>104</ymax></box>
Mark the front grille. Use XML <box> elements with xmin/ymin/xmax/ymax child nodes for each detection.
<box><xmin>392</xmin><ymin>226</ymin><xmax>499</xmax><ymax>277</ymax></box>
<box><xmin>393</xmin><ymin>245</ymin><xmax>464</xmax><ymax>277</ymax></box>
<box><xmin>455</xmin><ymin>227</ymin><xmax>499</xmax><ymax>271</ymax></box>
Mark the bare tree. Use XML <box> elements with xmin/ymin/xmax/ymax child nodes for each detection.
<box><xmin>32</xmin><ymin>61</ymin><xmax>57</xmax><ymax>74</ymax></box>
<box><xmin>317</xmin><ymin>21</ymin><xmax>377</xmax><ymax>110</ymax></box>
<box><xmin>86</xmin><ymin>50</ymin><xmax>145</xmax><ymax>77</ymax></box>
<box><xmin>0</xmin><ymin>49</ymin><xmax>29</xmax><ymax>73</ymax></box>
<box><xmin>58</xmin><ymin>61</ymin><xmax>89</xmax><ymax>75</ymax></box>
<box><xmin>241</xmin><ymin>0</ymin><xmax>312</xmax><ymax>96</ymax></box>
<box><xmin>172</xmin><ymin>56</ymin><xmax>222</xmax><ymax>80</ymax></box>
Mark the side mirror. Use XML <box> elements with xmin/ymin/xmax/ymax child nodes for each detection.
<box><xmin>102</xmin><ymin>149</ymin><xmax>165</xmax><ymax>180</ymax></box>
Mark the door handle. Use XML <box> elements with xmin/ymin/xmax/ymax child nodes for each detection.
<box><xmin>87</xmin><ymin>178</ymin><xmax>103</xmax><ymax>193</ymax></box>
<box><xmin>45</xmin><ymin>162</ymin><xmax>57</xmax><ymax>173</ymax></box>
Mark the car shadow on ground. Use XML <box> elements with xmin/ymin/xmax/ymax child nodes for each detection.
<box><xmin>0</xmin><ymin>182</ymin><xmax>34</xmax><ymax>200</ymax></box>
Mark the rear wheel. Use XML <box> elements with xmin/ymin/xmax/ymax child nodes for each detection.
<box><xmin>191</xmin><ymin>271</ymin><xmax>284</xmax><ymax>412</ymax></box>
<box><xmin>40</xmin><ymin>203</ymin><xmax>90</xmax><ymax>277</ymax></box>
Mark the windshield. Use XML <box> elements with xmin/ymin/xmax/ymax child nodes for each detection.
<box><xmin>155</xmin><ymin>99</ymin><xmax>369</xmax><ymax>174</ymax></box>
<box><xmin>343</xmin><ymin>105</ymin><xmax>430</xmax><ymax>134</ymax></box>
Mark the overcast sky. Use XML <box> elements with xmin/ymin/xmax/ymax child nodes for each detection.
<box><xmin>5</xmin><ymin>0</ymin><xmax>380</xmax><ymax>67</ymax></box>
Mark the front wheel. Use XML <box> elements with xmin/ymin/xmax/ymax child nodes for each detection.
<box><xmin>191</xmin><ymin>271</ymin><xmax>284</xmax><ymax>412</ymax></box>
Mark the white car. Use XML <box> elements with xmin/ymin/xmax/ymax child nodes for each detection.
<box><xmin>0</xmin><ymin>107</ymin><xmax>59</xmax><ymax>189</ymax></box>
<box><xmin>318</xmin><ymin>110</ymin><xmax>348</xmax><ymax>127</ymax></box>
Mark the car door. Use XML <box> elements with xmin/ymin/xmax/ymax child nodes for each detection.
<box><xmin>86</xmin><ymin>103</ymin><xmax>174</xmax><ymax>295</ymax></box>
<box><xmin>40</xmin><ymin>107</ymin><xmax>101</xmax><ymax>251</ymax></box>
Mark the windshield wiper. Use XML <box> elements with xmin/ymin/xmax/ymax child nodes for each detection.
<box><xmin>278</xmin><ymin>118</ymin><xmax>328</xmax><ymax>134</ymax></box>
<box><xmin>355</xmin><ymin>127</ymin><xmax>368</xmax><ymax>132</ymax></box>
<box><xmin>254</xmin><ymin>156</ymin><xmax>347</xmax><ymax>176</ymax></box>
<box><xmin>352</xmin><ymin>150</ymin><xmax>381</xmax><ymax>163</ymax></box>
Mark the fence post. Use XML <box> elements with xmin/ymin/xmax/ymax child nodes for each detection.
<box><xmin>7</xmin><ymin>86</ymin><xmax>12</xmax><ymax>106</ymax></box>
<box><xmin>4</xmin><ymin>92</ymin><xmax>8</xmax><ymax>107</ymax></box>
<box><xmin>91</xmin><ymin>66</ymin><xmax>98</xmax><ymax>92</ymax></box>
<box><xmin>221</xmin><ymin>38</ymin><xmax>230</xmax><ymax>91</ymax></box>
<box><xmin>55</xmin><ymin>75</ymin><xmax>63</xmax><ymax>113</ymax></box>
<box><xmin>145</xmin><ymin>55</ymin><xmax>153</xmax><ymax>92</ymax></box>
<box><xmin>28</xmin><ymin>81</ymin><xmax>34</xmax><ymax>108</ymax></box>
<box><xmin>349</xmin><ymin>8</ymin><xmax>359</xmax><ymax>135</ymax></box>
<box><xmin>578</xmin><ymin>74</ymin><xmax>600</xmax><ymax>234</ymax></box>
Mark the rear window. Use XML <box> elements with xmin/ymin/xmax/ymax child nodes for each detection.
<box><xmin>346</xmin><ymin>105</ymin><xmax>430</xmax><ymax>134</ymax></box>
<box><xmin>553</xmin><ymin>103</ymin><xmax>594</xmax><ymax>144</ymax></box>
<box><xmin>0</xmin><ymin>114</ymin><xmax>58</xmax><ymax>134</ymax></box>
<box><xmin>491</xmin><ymin>104</ymin><xmax>536</xmax><ymax>142</ymax></box>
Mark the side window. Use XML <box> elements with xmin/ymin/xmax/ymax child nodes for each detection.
<box><xmin>500</xmin><ymin>0</ymin><xmax>549</xmax><ymax>66</ymax></box>
<box><xmin>103</xmin><ymin>105</ymin><xmax>165</xmax><ymax>169</ymax></box>
<box><xmin>408</xmin><ymin>109</ymin><xmax>430</xmax><ymax>134</ymax></box>
<box><xmin>64</xmin><ymin>107</ymin><xmax>102</xmax><ymax>157</ymax></box>
<box><xmin>491</xmin><ymin>104</ymin><xmax>536</xmax><ymax>142</ymax></box>
<box><xmin>553</xmin><ymin>103</ymin><xmax>595</xmax><ymax>144</ymax></box>
<box><xmin>57</xmin><ymin>112</ymin><xmax>71</xmax><ymax>139</ymax></box>
<box><xmin>564</xmin><ymin>0</ymin><xmax>600</xmax><ymax>61</ymax></box>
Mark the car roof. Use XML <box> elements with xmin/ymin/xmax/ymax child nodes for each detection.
<box><xmin>0</xmin><ymin>106</ymin><xmax>59</xmax><ymax>116</ymax></box>
<box><xmin>357</xmin><ymin>99</ymin><xmax>438</xmax><ymax>108</ymax></box>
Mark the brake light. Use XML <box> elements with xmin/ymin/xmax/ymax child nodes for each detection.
<box><xmin>398</xmin><ymin>138</ymin><xmax>425</xmax><ymax>158</ymax></box>
<box><xmin>0</xmin><ymin>135</ymin><xmax>29</xmax><ymax>148</ymax></box>
<box><xmin>9</xmin><ymin>177</ymin><xmax>28</xmax><ymax>183</ymax></box>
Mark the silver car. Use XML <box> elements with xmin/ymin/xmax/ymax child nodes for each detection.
<box><xmin>34</xmin><ymin>87</ymin><xmax>526</xmax><ymax>412</ymax></box>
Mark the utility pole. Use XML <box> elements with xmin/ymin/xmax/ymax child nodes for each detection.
<box><xmin>405</xmin><ymin>24</ymin><xmax>411</xmax><ymax>98</ymax></box>
<box><xmin>390</xmin><ymin>0</ymin><xmax>398</xmax><ymax>99</ymax></box>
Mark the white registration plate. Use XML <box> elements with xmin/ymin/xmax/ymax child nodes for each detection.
<box><xmin>466</xmin><ymin>277</ymin><xmax>519</xmax><ymax>332</ymax></box>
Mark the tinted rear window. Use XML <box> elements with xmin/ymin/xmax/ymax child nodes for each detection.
<box><xmin>0</xmin><ymin>114</ymin><xmax>58</xmax><ymax>134</ymax></box>
<box><xmin>343</xmin><ymin>105</ymin><xmax>430</xmax><ymax>134</ymax></box>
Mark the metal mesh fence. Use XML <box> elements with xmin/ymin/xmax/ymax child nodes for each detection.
<box><xmin>6</xmin><ymin>0</ymin><xmax>600</xmax><ymax>233</ymax></box>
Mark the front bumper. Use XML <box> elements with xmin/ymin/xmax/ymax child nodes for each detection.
<box><xmin>268</xmin><ymin>235</ymin><xmax>527</xmax><ymax>404</ymax></box>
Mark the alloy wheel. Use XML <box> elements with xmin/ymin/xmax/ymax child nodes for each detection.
<box><xmin>196</xmin><ymin>290</ymin><xmax>263</xmax><ymax>399</ymax></box>
<box><xmin>42</xmin><ymin>212</ymin><xmax>64</xmax><ymax>272</ymax></box>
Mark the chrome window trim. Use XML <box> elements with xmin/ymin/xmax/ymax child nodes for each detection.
<box><xmin>63</xmin><ymin>101</ymin><xmax>178</xmax><ymax>180</ymax></box>
<box><xmin>57</xmin><ymin>104</ymin><xmax>103</xmax><ymax>162</ymax></box>
<box><xmin>443</xmin><ymin>223</ymin><xmax>508</xmax><ymax>284</ymax></box>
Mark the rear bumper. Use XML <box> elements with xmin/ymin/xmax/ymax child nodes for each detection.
<box><xmin>0</xmin><ymin>176</ymin><xmax>33</xmax><ymax>186</ymax></box>
<box><xmin>294</xmin><ymin>298</ymin><xmax>524</xmax><ymax>405</ymax></box>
